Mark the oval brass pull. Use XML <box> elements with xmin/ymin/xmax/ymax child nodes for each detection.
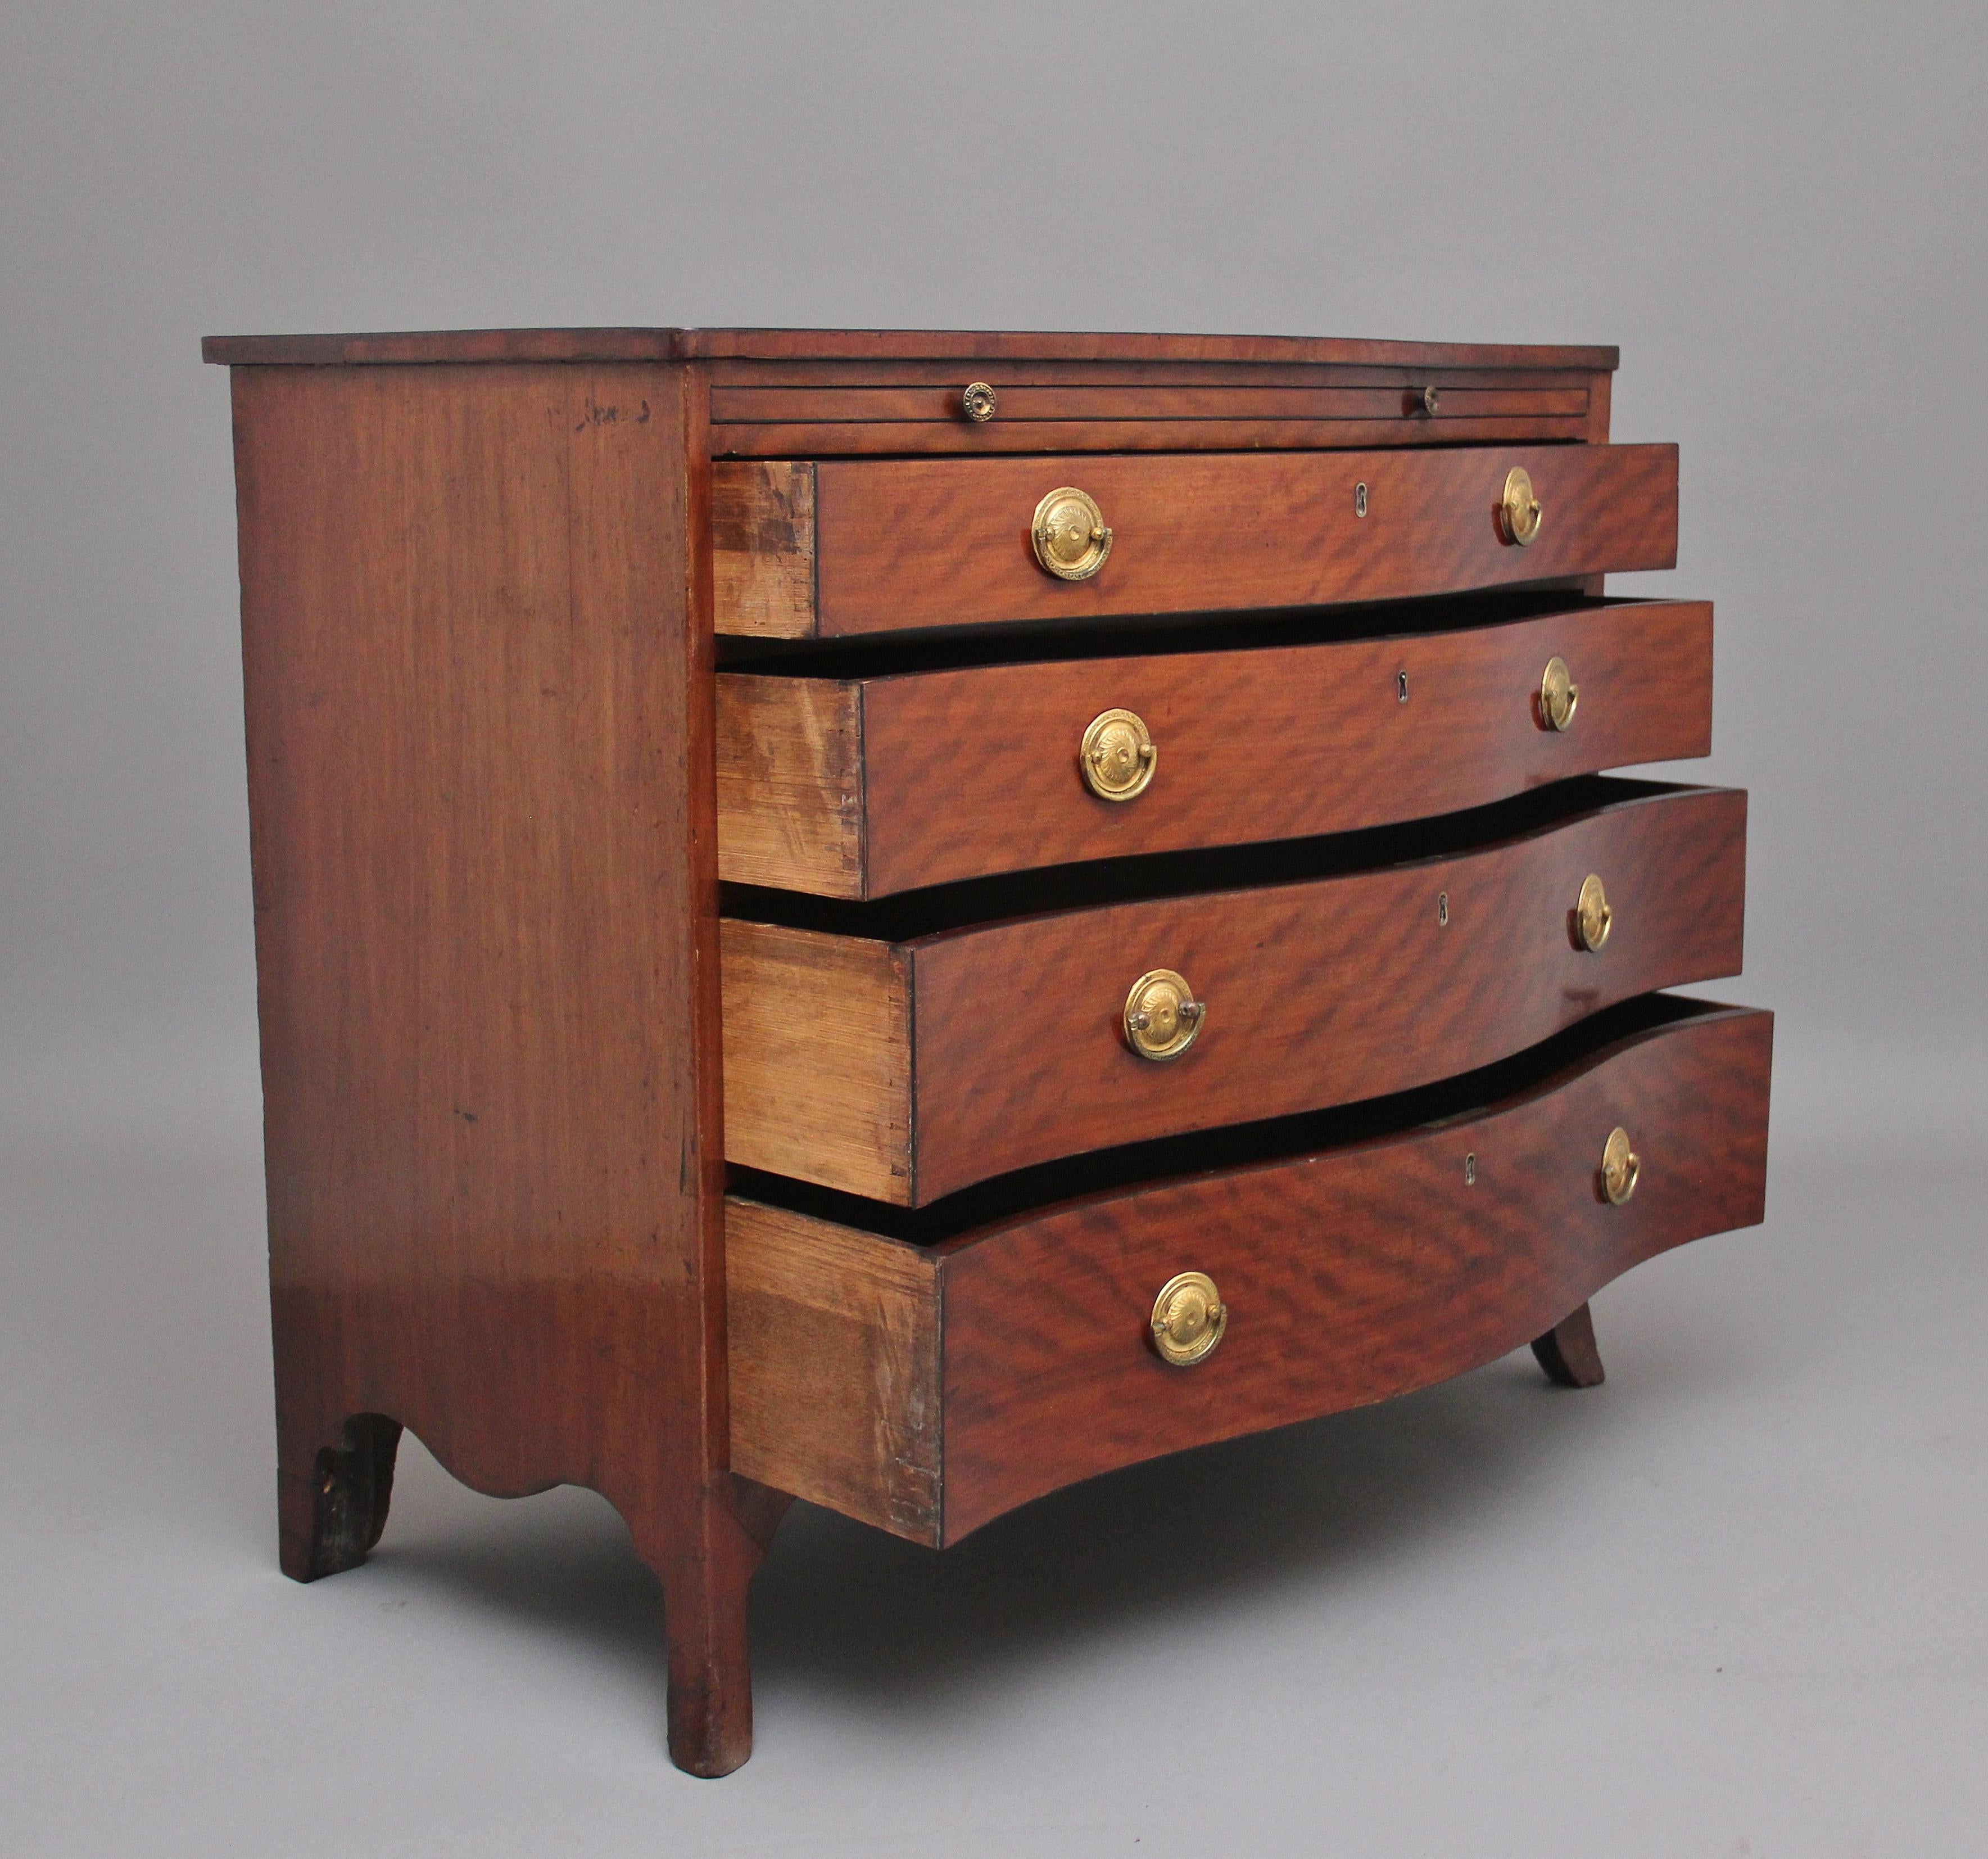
<box><xmin>1575</xmin><ymin>873</ymin><xmax>1613</xmax><ymax>951</ymax></box>
<box><xmin>1124</xmin><ymin>969</ymin><xmax>1204</xmax><ymax>1061</ymax></box>
<box><xmin>1033</xmin><ymin>486</ymin><xmax>1113</xmax><ymax>581</ymax></box>
<box><xmin>1501</xmin><ymin>465</ymin><xmax>1543</xmax><ymax>546</ymax></box>
<box><xmin>1601</xmin><ymin>1125</ymin><xmax>1640</xmax><ymax>1205</ymax></box>
<box><xmin>1151</xmin><ymin>1270</ymin><xmax>1226</xmax><ymax>1367</ymax></box>
<box><xmin>1080</xmin><ymin>708</ymin><xmax>1157</xmax><ymax>800</ymax></box>
<box><xmin>961</xmin><ymin>381</ymin><xmax>998</xmax><ymax>423</ymax></box>
<box><xmin>1540</xmin><ymin>655</ymin><xmax>1579</xmax><ymax>731</ymax></box>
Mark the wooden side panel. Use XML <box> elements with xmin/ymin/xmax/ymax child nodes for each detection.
<box><xmin>237</xmin><ymin>360</ymin><xmax>714</xmax><ymax>1500</ymax></box>
<box><xmin>719</xmin><ymin>921</ymin><xmax>912</xmax><ymax>1200</ymax></box>
<box><xmin>716</xmin><ymin>674</ymin><xmax>864</xmax><ymax>895</ymax></box>
<box><xmin>837</xmin><ymin>600</ymin><xmax>1711</xmax><ymax>895</ymax></box>
<box><xmin>935</xmin><ymin>1006</ymin><xmax>1773</xmax><ymax>1543</ymax></box>
<box><xmin>726</xmin><ymin>1201</ymin><xmax>941</xmax><ymax>1543</ymax></box>
<box><xmin>904</xmin><ymin>785</ymin><xmax>1747</xmax><ymax>1204</ymax></box>
<box><xmin>785</xmin><ymin>445</ymin><xmax>1674</xmax><ymax>638</ymax></box>
<box><xmin>713</xmin><ymin>460</ymin><xmax>815</xmax><ymax>637</ymax></box>
<box><xmin>235</xmin><ymin>361</ymin><xmax>787</xmax><ymax>1772</ymax></box>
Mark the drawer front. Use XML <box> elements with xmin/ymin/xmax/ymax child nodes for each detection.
<box><xmin>721</xmin><ymin>781</ymin><xmax>1747</xmax><ymax>1205</ymax></box>
<box><xmin>718</xmin><ymin>600</ymin><xmax>1713</xmax><ymax>898</ymax></box>
<box><xmin>727</xmin><ymin>1002</ymin><xmax>1774</xmax><ymax>1546</ymax></box>
<box><xmin>713</xmin><ymin>444</ymin><xmax>1676</xmax><ymax>638</ymax></box>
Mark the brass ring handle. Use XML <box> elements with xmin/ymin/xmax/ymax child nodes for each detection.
<box><xmin>1032</xmin><ymin>486</ymin><xmax>1113</xmax><ymax>581</ymax></box>
<box><xmin>1080</xmin><ymin>708</ymin><xmax>1157</xmax><ymax>800</ymax></box>
<box><xmin>1501</xmin><ymin>465</ymin><xmax>1543</xmax><ymax>546</ymax></box>
<box><xmin>1601</xmin><ymin>1126</ymin><xmax>1640</xmax><ymax>1205</ymax></box>
<box><xmin>1540</xmin><ymin>655</ymin><xmax>1579</xmax><ymax>731</ymax></box>
<box><xmin>1151</xmin><ymin>1270</ymin><xmax>1226</xmax><ymax>1367</ymax></box>
<box><xmin>1575</xmin><ymin>873</ymin><xmax>1613</xmax><ymax>951</ymax></box>
<box><xmin>1124</xmin><ymin>969</ymin><xmax>1204</xmax><ymax>1061</ymax></box>
<box><xmin>961</xmin><ymin>381</ymin><xmax>998</xmax><ymax>423</ymax></box>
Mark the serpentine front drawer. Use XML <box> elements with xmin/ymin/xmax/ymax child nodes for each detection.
<box><xmin>719</xmin><ymin>777</ymin><xmax>1746</xmax><ymax>1206</ymax></box>
<box><xmin>726</xmin><ymin>999</ymin><xmax>1774</xmax><ymax>1548</ymax></box>
<box><xmin>712</xmin><ymin>443</ymin><xmax>1677</xmax><ymax>638</ymax></box>
<box><xmin>717</xmin><ymin>598</ymin><xmax>1714</xmax><ymax>897</ymax></box>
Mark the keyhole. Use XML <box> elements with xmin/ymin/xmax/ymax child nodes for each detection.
<box><xmin>1397</xmin><ymin>670</ymin><xmax>1409</xmax><ymax>703</ymax></box>
<box><xmin>1437</xmin><ymin>891</ymin><xmax>1449</xmax><ymax>926</ymax></box>
<box><xmin>1355</xmin><ymin>482</ymin><xmax>1369</xmax><ymax>518</ymax></box>
<box><xmin>1464</xmin><ymin>1152</ymin><xmax>1477</xmax><ymax>1186</ymax></box>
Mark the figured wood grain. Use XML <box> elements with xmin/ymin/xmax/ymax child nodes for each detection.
<box><xmin>721</xmin><ymin>783</ymin><xmax>1747</xmax><ymax>1205</ymax></box>
<box><xmin>713</xmin><ymin>444</ymin><xmax>1675</xmax><ymax>636</ymax></box>
<box><xmin>726</xmin><ymin>1201</ymin><xmax>940</xmax><ymax>1538</ymax></box>
<box><xmin>713</xmin><ymin>460</ymin><xmax>816</xmax><ymax>637</ymax></box>
<box><xmin>719</xmin><ymin>920</ymin><xmax>912</xmax><ymax>1200</ymax></box>
<box><xmin>229</xmin><ymin>358</ymin><xmax>784</xmax><ymax>1777</ymax></box>
<box><xmin>717</xmin><ymin>600</ymin><xmax>1713</xmax><ymax>898</ymax></box>
<box><xmin>726</xmin><ymin>1003</ymin><xmax>1772</xmax><ymax>1546</ymax></box>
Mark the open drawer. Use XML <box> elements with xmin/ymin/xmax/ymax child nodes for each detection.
<box><xmin>721</xmin><ymin>778</ymin><xmax>1746</xmax><ymax>1205</ymax></box>
<box><xmin>714</xmin><ymin>444</ymin><xmax>1677</xmax><ymax>638</ymax></box>
<box><xmin>726</xmin><ymin>997</ymin><xmax>1773</xmax><ymax>1547</ymax></box>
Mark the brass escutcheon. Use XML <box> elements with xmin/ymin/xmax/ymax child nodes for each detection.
<box><xmin>1032</xmin><ymin>486</ymin><xmax>1113</xmax><ymax>580</ymax></box>
<box><xmin>1124</xmin><ymin>968</ymin><xmax>1204</xmax><ymax>1061</ymax></box>
<box><xmin>1151</xmin><ymin>1270</ymin><xmax>1226</xmax><ymax>1367</ymax></box>
<box><xmin>1080</xmin><ymin>707</ymin><xmax>1156</xmax><ymax>801</ymax></box>
<box><xmin>1501</xmin><ymin>465</ymin><xmax>1543</xmax><ymax>546</ymax></box>
<box><xmin>1575</xmin><ymin>873</ymin><xmax>1613</xmax><ymax>951</ymax></box>
<box><xmin>1541</xmin><ymin>655</ymin><xmax>1579</xmax><ymax>731</ymax></box>
<box><xmin>1601</xmin><ymin>1125</ymin><xmax>1640</xmax><ymax>1205</ymax></box>
<box><xmin>961</xmin><ymin>381</ymin><xmax>998</xmax><ymax>423</ymax></box>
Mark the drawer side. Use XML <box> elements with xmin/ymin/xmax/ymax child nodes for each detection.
<box><xmin>720</xmin><ymin>920</ymin><xmax>914</xmax><ymax>1202</ymax></box>
<box><xmin>716</xmin><ymin>674</ymin><xmax>865</xmax><ymax>897</ymax></box>
<box><xmin>726</xmin><ymin>1200</ymin><xmax>942</xmax><ymax>1544</ymax></box>
<box><xmin>713</xmin><ymin>460</ymin><xmax>816</xmax><ymax>638</ymax></box>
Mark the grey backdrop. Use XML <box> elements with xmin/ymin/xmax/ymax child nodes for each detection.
<box><xmin>3</xmin><ymin>4</ymin><xmax>1984</xmax><ymax>1854</ymax></box>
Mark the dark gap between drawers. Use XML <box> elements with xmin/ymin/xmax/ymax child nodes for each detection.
<box><xmin>726</xmin><ymin>992</ymin><xmax>1727</xmax><ymax>1246</ymax></box>
<box><xmin>715</xmin><ymin>587</ymin><xmax>1620</xmax><ymax>676</ymax></box>
<box><xmin>722</xmin><ymin>774</ymin><xmax>1685</xmax><ymax>941</ymax></box>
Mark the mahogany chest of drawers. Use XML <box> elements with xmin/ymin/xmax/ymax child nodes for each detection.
<box><xmin>203</xmin><ymin>327</ymin><xmax>1770</xmax><ymax>1775</ymax></box>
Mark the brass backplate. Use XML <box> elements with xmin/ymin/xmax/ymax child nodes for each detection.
<box><xmin>1151</xmin><ymin>1270</ymin><xmax>1226</xmax><ymax>1367</ymax></box>
<box><xmin>1540</xmin><ymin>654</ymin><xmax>1579</xmax><ymax>731</ymax></box>
<box><xmin>1124</xmin><ymin>968</ymin><xmax>1204</xmax><ymax>1061</ymax></box>
<box><xmin>1032</xmin><ymin>486</ymin><xmax>1113</xmax><ymax>581</ymax></box>
<box><xmin>1501</xmin><ymin>465</ymin><xmax>1543</xmax><ymax>546</ymax></box>
<box><xmin>1080</xmin><ymin>707</ymin><xmax>1157</xmax><ymax>800</ymax></box>
<box><xmin>1575</xmin><ymin>872</ymin><xmax>1613</xmax><ymax>951</ymax></box>
<box><xmin>1601</xmin><ymin>1125</ymin><xmax>1640</xmax><ymax>1205</ymax></box>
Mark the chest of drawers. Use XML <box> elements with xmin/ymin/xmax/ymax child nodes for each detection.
<box><xmin>205</xmin><ymin>327</ymin><xmax>1770</xmax><ymax>1775</ymax></box>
